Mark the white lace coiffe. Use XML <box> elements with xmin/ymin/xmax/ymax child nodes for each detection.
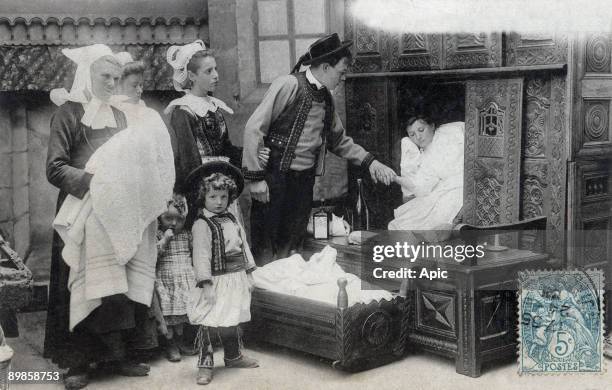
<box><xmin>50</xmin><ymin>44</ymin><xmax>134</xmax><ymax>130</ymax></box>
<box><xmin>166</xmin><ymin>39</ymin><xmax>208</xmax><ymax>92</ymax></box>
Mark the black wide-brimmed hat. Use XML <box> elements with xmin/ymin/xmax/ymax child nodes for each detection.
<box><xmin>301</xmin><ymin>33</ymin><xmax>353</xmax><ymax>66</ymax></box>
<box><xmin>185</xmin><ymin>157</ymin><xmax>244</xmax><ymax>196</ymax></box>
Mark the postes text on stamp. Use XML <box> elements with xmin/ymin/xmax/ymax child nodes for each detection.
<box><xmin>518</xmin><ymin>269</ymin><xmax>604</xmax><ymax>374</ymax></box>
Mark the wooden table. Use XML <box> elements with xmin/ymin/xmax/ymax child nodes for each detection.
<box><xmin>302</xmin><ymin>234</ymin><xmax>549</xmax><ymax>377</ymax></box>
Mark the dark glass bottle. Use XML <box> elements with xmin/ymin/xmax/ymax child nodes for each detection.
<box><xmin>354</xmin><ymin>178</ymin><xmax>370</xmax><ymax>230</ymax></box>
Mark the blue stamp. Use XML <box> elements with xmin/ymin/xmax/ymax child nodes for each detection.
<box><xmin>518</xmin><ymin>270</ymin><xmax>604</xmax><ymax>374</ymax></box>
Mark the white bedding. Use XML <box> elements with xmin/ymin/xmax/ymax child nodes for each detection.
<box><xmin>252</xmin><ymin>245</ymin><xmax>393</xmax><ymax>306</ymax></box>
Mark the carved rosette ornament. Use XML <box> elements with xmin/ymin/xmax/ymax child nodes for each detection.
<box><xmin>586</xmin><ymin>34</ymin><xmax>612</xmax><ymax>73</ymax></box>
<box><xmin>361</xmin><ymin>311</ymin><xmax>392</xmax><ymax>347</ymax></box>
<box><xmin>584</xmin><ymin>101</ymin><xmax>610</xmax><ymax>142</ymax></box>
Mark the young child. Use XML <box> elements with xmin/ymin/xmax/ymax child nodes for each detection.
<box><xmin>156</xmin><ymin>194</ymin><xmax>197</xmax><ymax>362</ymax></box>
<box><xmin>186</xmin><ymin>158</ymin><xmax>258</xmax><ymax>385</ymax></box>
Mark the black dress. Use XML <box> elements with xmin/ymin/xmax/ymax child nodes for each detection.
<box><xmin>169</xmin><ymin>107</ymin><xmax>242</xmax><ymax>226</ymax></box>
<box><xmin>43</xmin><ymin>101</ymin><xmax>153</xmax><ymax>369</ymax></box>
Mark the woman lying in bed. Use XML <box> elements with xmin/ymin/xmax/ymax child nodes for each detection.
<box><xmin>388</xmin><ymin>116</ymin><xmax>464</xmax><ymax>233</ymax></box>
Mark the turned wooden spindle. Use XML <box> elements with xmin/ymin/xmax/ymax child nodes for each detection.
<box><xmin>399</xmin><ymin>278</ymin><xmax>409</xmax><ymax>298</ymax></box>
<box><xmin>337</xmin><ymin>277</ymin><xmax>348</xmax><ymax>309</ymax></box>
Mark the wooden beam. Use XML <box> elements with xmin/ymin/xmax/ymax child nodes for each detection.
<box><xmin>345</xmin><ymin>64</ymin><xmax>567</xmax><ymax>80</ymax></box>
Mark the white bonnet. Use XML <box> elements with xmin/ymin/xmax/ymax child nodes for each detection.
<box><xmin>50</xmin><ymin>45</ymin><xmax>134</xmax><ymax>106</ymax></box>
<box><xmin>166</xmin><ymin>40</ymin><xmax>209</xmax><ymax>91</ymax></box>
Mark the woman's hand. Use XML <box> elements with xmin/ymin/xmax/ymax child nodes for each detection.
<box><xmin>258</xmin><ymin>147</ymin><xmax>271</xmax><ymax>168</ymax></box>
<box><xmin>394</xmin><ymin>175</ymin><xmax>415</xmax><ymax>192</ymax></box>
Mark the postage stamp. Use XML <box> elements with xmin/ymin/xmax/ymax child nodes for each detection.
<box><xmin>518</xmin><ymin>269</ymin><xmax>604</xmax><ymax>374</ymax></box>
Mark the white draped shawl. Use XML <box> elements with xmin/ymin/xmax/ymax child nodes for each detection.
<box><xmin>53</xmin><ymin>99</ymin><xmax>175</xmax><ymax>330</ymax></box>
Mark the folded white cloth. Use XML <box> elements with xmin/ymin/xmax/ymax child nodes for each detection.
<box><xmin>252</xmin><ymin>245</ymin><xmax>392</xmax><ymax>306</ymax></box>
<box><xmin>54</xmin><ymin>194</ymin><xmax>157</xmax><ymax>330</ymax></box>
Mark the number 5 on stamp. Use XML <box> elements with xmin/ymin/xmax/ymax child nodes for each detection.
<box><xmin>518</xmin><ymin>269</ymin><xmax>604</xmax><ymax>374</ymax></box>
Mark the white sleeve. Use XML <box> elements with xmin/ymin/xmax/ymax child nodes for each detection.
<box><xmin>400</xmin><ymin>137</ymin><xmax>421</xmax><ymax>177</ymax></box>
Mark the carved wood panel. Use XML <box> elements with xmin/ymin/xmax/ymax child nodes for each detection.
<box><xmin>387</xmin><ymin>33</ymin><xmax>444</xmax><ymax>71</ymax></box>
<box><xmin>582</xmin><ymin>218</ymin><xmax>611</xmax><ymax>268</ymax></box>
<box><xmin>444</xmin><ymin>33</ymin><xmax>502</xmax><ymax>69</ymax></box>
<box><xmin>464</xmin><ymin>78</ymin><xmax>523</xmax><ymax>226</ymax></box>
<box><xmin>572</xmin><ymin>97</ymin><xmax>612</xmax><ymax>158</ymax></box>
<box><xmin>478</xmin><ymin>291</ymin><xmax>514</xmax><ymax>351</ymax></box>
<box><xmin>585</xmin><ymin>33</ymin><xmax>612</xmax><ymax>73</ymax></box>
<box><xmin>505</xmin><ymin>33</ymin><xmax>568</xmax><ymax>66</ymax></box>
<box><xmin>583</xmin><ymin>100</ymin><xmax>611</xmax><ymax>143</ymax></box>
<box><xmin>416</xmin><ymin>289</ymin><xmax>456</xmax><ymax>338</ymax></box>
<box><xmin>567</xmin><ymin>159</ymin><xmax>612</xmax><ymax>269</ymax></box>
<box><xmin>345</xmin><ymin>78</ymin><xmax>399</xmax><ymax>228</ymax></box>
<box><xmin>345</xmin><ymin>0</ymin><xmax>382</xmax><ymax>73</ymax></box>
<box><xmin>520</xmin><ymin>75</ymin><xmax>567</xmax><ymax>260</ymax></box>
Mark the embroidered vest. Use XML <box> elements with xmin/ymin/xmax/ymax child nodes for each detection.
<box><xmin>191</xmin><ymin>110</ymin><xmax>228</xmax><ymax>160</ymax></box>
<box><xmin>198</xmin><ymin>211</ymin><xmax>247</xmax><ymax>276</ymax></box>
<box><xmin>266</xmin><ymin>72</ymin><xmax>333</xmax><ymax>172</ymax></box>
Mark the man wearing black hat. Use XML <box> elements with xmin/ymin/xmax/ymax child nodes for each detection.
<box><xmin>242</xmin><ymin>33</ymin><xmax>395</xmax><ymax>262</ymax></box>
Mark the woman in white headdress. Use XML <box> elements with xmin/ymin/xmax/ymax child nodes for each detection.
<box><xmin>164</xmin><ymin>40</ymin><xmax>268</xmax><ymax>227</ymax></box>
<box><xmin>45</xmin><ymin>45</ymin><xmax>173</xmax><ymax>389</ymax></box>
<box><xmin>388</xmin><ymin>116</ymin><xmax>464</xmax><ymax>232</ymax></box>
<box><xmin>45</xmin><ymin>45</ymin><xmax>131</xmax><ymax>389</ymax></box>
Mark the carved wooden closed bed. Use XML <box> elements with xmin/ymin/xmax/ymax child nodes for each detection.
<box><xmin>247</xmin><ymin>278</ymin><xmax>410</xmax><ymax>371</ymax></box>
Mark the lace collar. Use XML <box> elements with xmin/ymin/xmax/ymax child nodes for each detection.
<box><xmin>164</xmin><ymin>93</ymin><xmax>234</xmax><ymax>117</ymax></box>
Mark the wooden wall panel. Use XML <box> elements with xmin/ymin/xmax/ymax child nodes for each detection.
<box><xmin>344</xmin><ymin>0</ymin><xmax>382</xmax><ymax>73</ymax></box>
<box><xmin>521</xmin><ymin>75</ymin><xmax>568</xmax><ymax>260</ymax></box>
<box><xmin>505</xmin><ymin>33</ymin><xmax>568</xmax><ymax>66</ymax></box>
<box><xmin>386</xmin><ymin>33</ymin><xmax>444</xmax><ymax>71</ymax></box>
<box><xmin>464</xmin><ymin>78</ymin><xmax>523</xmax><ymax>226</ymax></box>
<box><xmin>444</xmin><ymin>33</ymin><xmax>502</xmax><ymax>69</ymax></box>
<box><xmin>345</xmin><ymin>78</ymin><xmax>401</xmax><ymax>228</ymax></box>
<box><xmin>567</xmin><ymin>160</ymin><xmax>612</xmax><ymax>270</ymax></box>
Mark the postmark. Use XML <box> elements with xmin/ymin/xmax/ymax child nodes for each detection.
<box><xmin>518</xmin><ymin>269</ymin><xmax>604</xmax><ymax>374</ymax></box>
